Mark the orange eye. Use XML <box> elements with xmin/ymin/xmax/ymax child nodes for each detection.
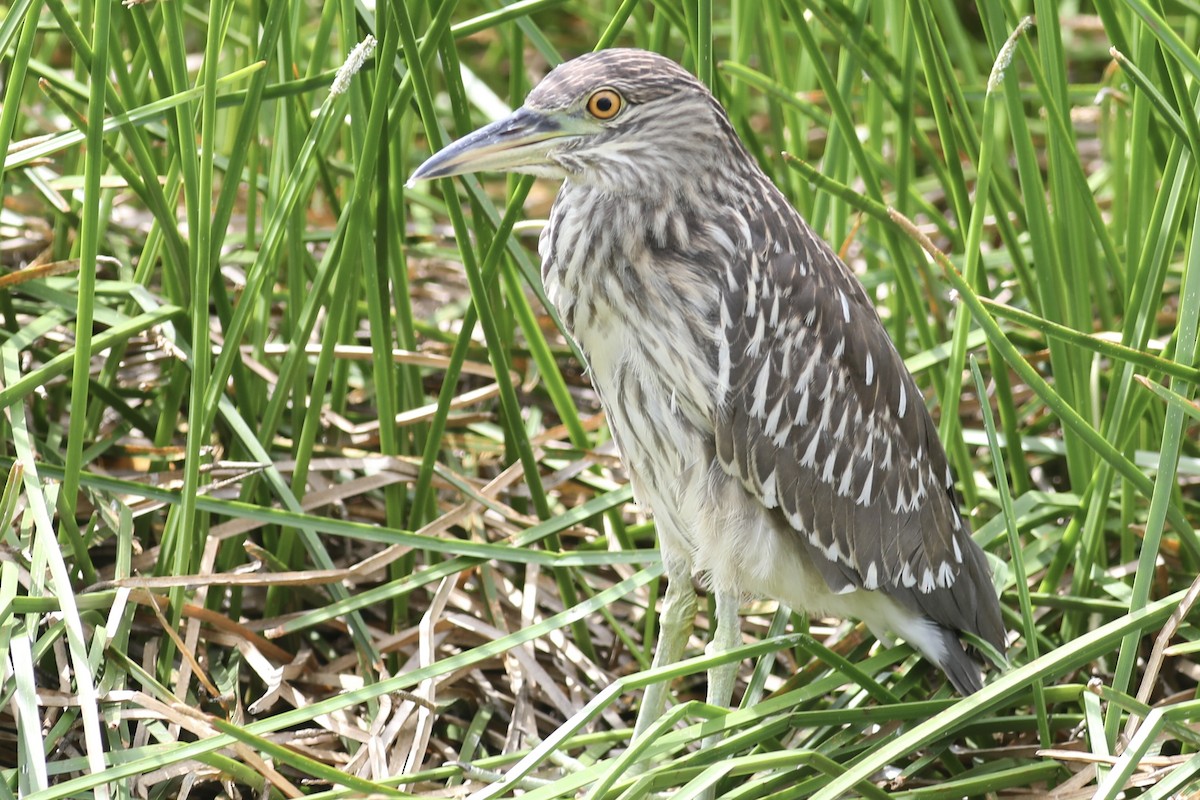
<box><xmin>586</xmin><ymin>89</ymin><xmax>623</xmax><ymax>120</ymax></box>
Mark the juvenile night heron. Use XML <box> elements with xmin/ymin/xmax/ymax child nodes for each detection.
<box><xmin>411</xmin><ymin>49</ymin><xmax>1005</xmax><ymax>728</ymax></box>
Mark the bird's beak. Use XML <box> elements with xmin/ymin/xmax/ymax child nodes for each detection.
<box><xmin>408</xmin><ymin>107</ymin><xmax>573</xmax><ymax>183</ymax></box>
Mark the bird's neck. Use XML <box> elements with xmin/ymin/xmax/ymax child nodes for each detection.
<box><xmin>547</xmin><ymin>181</ymin><xmax>731</xmax><ymax>320</ymax></box>
<box><xmin>540</xmin><ymin>181</ymin><xmax>728</xmax><ymax>432</ymax></box>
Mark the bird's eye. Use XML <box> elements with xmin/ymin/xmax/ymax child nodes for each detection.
<box><xmin>586</xmin><ymin>89</ymin><xmax>623</xmax><ymax>120</ymax></box>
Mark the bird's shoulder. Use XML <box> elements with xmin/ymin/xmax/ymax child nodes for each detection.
<box><xmin>712</xmin><ymin>196</ymin><xmax>1002</xmax><ymax>645</ymax></box>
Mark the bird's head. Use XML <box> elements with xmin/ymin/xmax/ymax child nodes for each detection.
<box><xmin>409</xmin><ymin>49</ymin><xmax>743</xmax><ymax>193</ymax></box>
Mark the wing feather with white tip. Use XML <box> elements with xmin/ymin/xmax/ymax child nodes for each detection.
<box><xmin>712</xmin><ymin>194</ymin><xmax>1004</xmax><ymax>652</ymax></box>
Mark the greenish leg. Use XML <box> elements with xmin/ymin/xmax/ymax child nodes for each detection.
<box><xmin>632</xmin><ymin>558</ymin><xmax>697</xmax><ymax>743</ymax></box>
<box><xmin>698</xmin><ymin>592</ymin><xmax>742</xmax><ymax>800</ymax></box>
<box><xmin>705</xmin><ymin>591</ymin><xmax>741</xmax><ymax>710</ymax></box>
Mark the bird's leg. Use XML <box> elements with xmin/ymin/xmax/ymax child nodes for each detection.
<box><xmin>631</xmin><ymin>557</ymin><xmax>697</xmax><ymax>743</ymax></box>
<box><xmin>704</xmin><ymin>591</ymin><xmax>742</xmax><ymax>711</ymax></box>
<box><xmin>687</xmin><ymin>592</ymin><xmax>742</xmax><ymax>800</ymax></box>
